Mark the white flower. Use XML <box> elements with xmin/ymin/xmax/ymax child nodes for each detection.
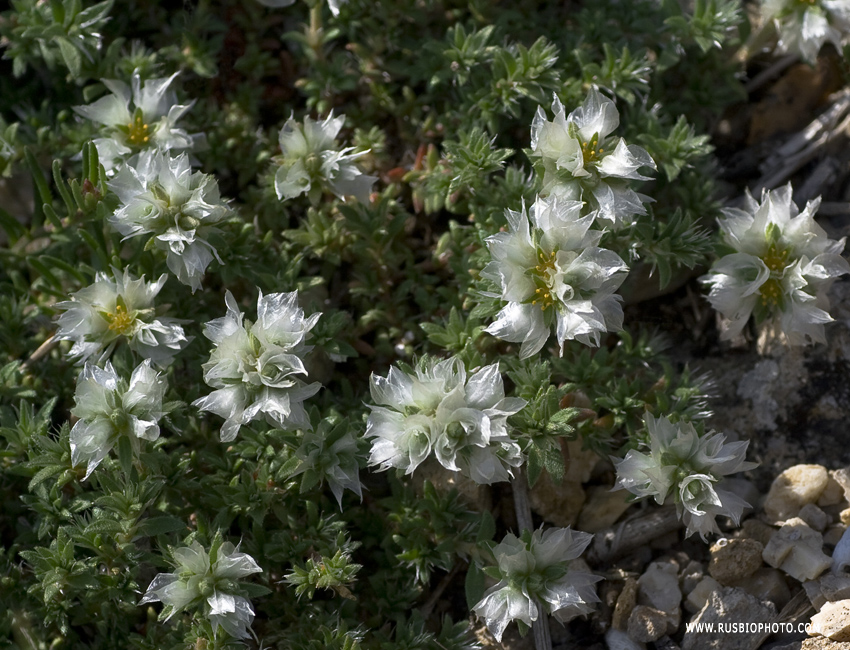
<box><xmin>70</xmin><ymin>360</ymin><xmax>166</xmax><ymax>479</ymax></box>
<box><xmin>366</xmin><ymin>357</ymin><xmax>525</xmax><ymax>484</ymax></box>
<box><xmin>473</xmin><ymin>527</ymin><xmax>600</xmax><ymax>642</ymax></box>
<box><xmin>140</xmin><ymin>536</ymin><xmax>263</xmax><ymax>639</ymax></box>
<box><xmin>762</xmin><ymin>0</ymin><xmax>850</xmax><ymax>64</ymax></box>
<box><xmin>192</xmin><ymin>290</ymin><xmax>321</xmax><ymax>442</ymax></box>
<box><xmin>274</xmin><ymin>112</ymin><xmax>376</xmax><ymax>203</ymax></box>
<box><xmin>530</xmin><ymin>89</ymin><xmax>655</xmax><ymax>227</ymax></box>
<box><xmin>108</xmin><ymin>151</ymin><xmax>229</xmax><ymax>292</ymax></box>
<box><xmin>74</xmin><ymin>70</ymin><xmax>200</xmax><ymax>173</ymax></box>
<box><xmin>255</xmin><ymin>0</ymin><xmax>348</xmax><ymax>15</ymax></box>
<box><xmin>288</xmin><ymin>416</ymin><xmax>363</xmax><ymax>508</ymax></box>
<box><xmin>613</xmin><ymin>413</ymin><xmax>758</xmax><ymax>540</ymax></box>
<box><xmin>700</xmin><ymin>184</ymin><xmax>849</xmax><ymax>345</ymax></box>
<box><xmin>481</xmin><ymin>196</ymin><xmax>628</xmax><ymax>358</ymax></box>
<box><xmin>55</xmin><ymin>267</ymin><xmax>189</xmax><ymax>366</ymax></box>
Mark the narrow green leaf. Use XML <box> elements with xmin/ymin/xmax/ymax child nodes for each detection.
<box><xmin>465</xmin><ymin>562</ymin><xmax>486</xmax><ymax>610</ymax></box>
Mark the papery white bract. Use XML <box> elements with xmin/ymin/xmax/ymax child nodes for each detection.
<box><xmin>762</xmin><ymin>0</ymin><xmax>850</xmax><ymax>64</ymax></box>
<box><xmin>55</xmin><ymin>267</ymin><xmax>189</xmax><ymax>366</ymax></box>
<box><xmin>366</xmin><ymin>357</ymin><xmax>525</xmax><ymax>484</ymax></box>
<box><xmin>192</xmin><ymin>290</ymin><xmax>321</xmax><ymax>442</ymax></box>
<box><xmin>140</xmin><ymin>536</ymin><xmax>263</xmax><ymax>639</ymax></box>
<box><xmin>70</xmin><ymin>360</ymin><xmax>166</xmax><ymax>479</ymax></box>
<box><xmin>613</xmin><ymin>413</ymin><xmax>758</xmax><ymax>540</ymax></box>
<box><xmin>473</xmin><ymin>527</ymin><xmax>600</xmax><ymax>642</ymax></box>
<box><xmin>73</xmin><ymin>71</ymin><xmax>200</xmax><ymax>173</ymax></box>
<box><xmin>108</xmin><ymin>151</ymin><xmax>229</xmax><ymax>292</ymax></box>
<box><xmin>700</xmin><ymin>183</ymin><xmax>849</xmax><ymax>345</ymax></box>
<box><xmin>273</xmin><ymin>112</ymin><xmax>376</xmax><ymax>203</ymax></box>
<box><xmin>481</xmin><ymin>196</ymin><xmax>628</xmax><ymax>358</ymax></box>
<box><xmin>530</xmin><ymin>89</ymin><xmax>655</xmax><ymax>227</ymax></box>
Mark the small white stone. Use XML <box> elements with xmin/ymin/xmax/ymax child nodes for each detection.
<box><xmin>685</xmin><ymin>576</ymin><xmax>722</xmax><ymax>613</ymax></box>
<box><xmin>763</xmin><ymin>518</ymin><xmax>832</xmax><ymax>582</ymax></box>
<box><xmin>809</xmin><ymin>599</ymin><xmax>850</xmax><ymax>642</ymax></box>
<box><xmin>764</xmin><ymin>465</ymin><xmax>830</xmax><ymax>523</ymax></box>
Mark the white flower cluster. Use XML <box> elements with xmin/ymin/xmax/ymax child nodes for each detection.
<box><xmin>193</xmin><ymin>290</ymin><xmax>321</xmax><ymax>442</ymax></box>
<box><xmin>701</xmin><ymin>184</ymin><xmax>849</xmax><ymax>345</ymax></box>
<box><xmin>70</xmin><ymin>360</ymin><xmax>166</xmax><ymax>479</ymax></box>
<box><xmin>530</xmin><ymin>88</ymin><xmax>655</xmax><ymax>228</ymax></box>
<box><xmin>55</xmin><ymin>267</ymin><xmax>189</xmax><ymax>367</ymax></box>
<box><xmin>614</xmin><ymin>414</ymin><xmax>757</xmax><ymax>540</ymax></box>
<box><xmin>366</xmin><ymin>357</ymin><xmax>525</xmax><ymax>484</ymax></box>
<box><xmin>140</xmin><ymin>537</ymin><xmax>263</xmax><ymax>639</ymax></box>
<box><xmin>73</xmin><ymin>71</ymin><xmax>200</xmax><ymax>174</ymax></box>
<box><xmin>482</xmin><ymin>196</ymin><xmax>628</xmax><ymax>357</ymax></box>
<box><xmin>762</xmin><ymin>0</ymin><xmax>850</xmax><ymax>64</ymax></box>
<box><xmin>473</xmin><ymin>527</ymin><xmax>600</xmax><ymax>642</ymax></box>
<box><xmin>108</xmin><ymin>151</ymin><xmax>230</xmax><ymax>292</ymax></box>
<box><xmin>274</xmin><ymin>112</ymin><xmax>376</xmax><ymax>204</ymax></box>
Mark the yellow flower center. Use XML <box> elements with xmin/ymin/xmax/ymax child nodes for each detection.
<box><xmin>762</xmin><ymin>243</ymin><xmax>789</xmax><ymax>272</ymax></box>
<box><xmin>531</xmin><ymin>249</ymin><xmax>557</xmax><ymax>311</ymax></box>
<box><xmin>581</xmin><ymin>135</ymin><xmax>604</xmax><ymax>165</ymax></box>
<box><xmin>759</xmin><ymin>244</ymin><xmax>791</xmax><ymax>307</ymax></box>
<box><xmin>126</xmin><ymin>114</ymin><xmax>151</xmax><ymax>147</ymax></box>
<box><xmin>106</xmin><ymin>303</ymin><xmax>135</xmax><ymax>335</ymax></box>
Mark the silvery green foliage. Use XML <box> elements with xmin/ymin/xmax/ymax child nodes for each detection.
<box><xmin>288</xmin><ymin>418</ymin><xmax>363</xmax><ymax>508</ymax></box>
<box><xmin>366</xmin><ymin>357</ymin><xmax>525</xmax><ymax>484</ymax></box>
<box><xmin>73</xmin><ymin>71</ymin><xmax>199</xmax><ymax>173</ymax></box>
<box><xmin>273</xmin><ymin>112</ymin><xmax>376</xmax><ymax>204</ymax></box>
<box><xmin>481</xmin><ymin>195</ymin><xmax>628</xmax><ymax>358</ymax></box>
<box><xmin>530</xmin><ymin>88</ymin><xmax>655</xmax><ymax>228</ymax></box>
<box><xmin>701</xmin><ymin>183</ymin><xmax>849</xmax><ymax>345</ymax></box>
<box><xmin>108</xmin><ymin>151</ymin><xmax>229</xmax><ymax>292</ymax></box>
<box><xmin>762</xmin><ymin>0</ymin><xmax>850</xmax><ymax>64</ymax></box>
<box><xmin>55</xmin><ymin>267</ymin><xmax>189</xmax><ymax>366</ymax></box>
<box><xmin>473</xmin><ymin>527</ymin><xmax>600</xmax><ymax>642</ymax></box>
<box><xmin>255</xmin><ymin>0</ymin><xmax>348</xmax><ymax>15</ymax></box>
<box><xmin>70</xmin><ymin>360</ymin><xmax>166</xmax><ymax>479</ymax></box>
<box><xmin>193</xmin><ymin>290</ymin><xmax>321</xmax><ymax>442</ymax></box>
<box><xmin>613</xmin><ymin>413</ymin><xmax>757</xmax><ymax>540</ymax></box>
<box><xmin>140</xmin><ymin>537</ymin><xmax>262</xmax><ymax>640</ymax></box>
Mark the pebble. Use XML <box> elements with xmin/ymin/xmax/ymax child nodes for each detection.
<box><xmin>818</xmin><ymin>473</ymin><xmax>845</xmax><ymax>507</ymax></box>
<box><xmin>611</xmin><ymin>577</ymin><xmax>637</xmax><ymax>631</ymax></box>
<box><xmin>799</xmin><ymin>503</ymin><xmax>832</xmax><ymax>532</ymax></box>
<box><xmin>685</xmin><ymin>576</ymin><xmax>721</xmax><ymax>613</ymax></box>
<box><xmin>810</xmin><ymin>600</ymin><xmax>850</xmax><ymax>642</ymax></box>
<box><xmin>638</xmin><ymin>559</ymin><xmax>682</xmax><ymax>616</ymax></box>
<box><xmin>708</xmin><ymin>538</ymin><xmax>764</xmax><ymax>585</ymax></box>
<box><xmin>763</xmin><ymin>517</ymin><xmax>832</xmax><ymax>582</ymax></box>
<box><xmin>739</xmin><ymin>518</ymin><xmax>776</xmax><ymax>547</ymax></box>
<box><xmin>764</xmin><ymin>465</ymin><xmax>830</xmax><ymax>523</ymax></box>
<box><xmin>832</xmin><ymin>468</ymin><xmax>850</xmax><ymax>505</ymax></box>
<box><xmin>577</xmin><ymin>486</ymin><xmax>633</xmax><ymax>533</ymax></box>
<box><xmin>604</xmin><ymin>628</ymin><xmax>645</xmax><ymax>650</ymax></box>
<box><xmin>681</xmin><ymin>587</ymin><xmax>776</xmax><ymax>650</ymax></box>
<box><xmin>528</xmin><ymin>473</ymin><xmax>585</xmax><ymax>527</ymax></box>
<box><xmin>730</xmin><ymin>568</ymin><xmax>791</xmax><ymax>609</ymax></box>
<box><xmin>628</xmin><ymin>605</ymin><xmax>669</xmax><ymax>643</ymax></box>
<box><xmin>819</xmin><ymin>575</ymin><xmax>850</xmax><ymax>602</ymax></box>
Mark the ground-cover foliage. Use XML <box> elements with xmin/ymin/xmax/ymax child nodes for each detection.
<box><xmin>0</xmin><ymin>0</ymin><xmax>848</xmax><ymax>648</ymax></box>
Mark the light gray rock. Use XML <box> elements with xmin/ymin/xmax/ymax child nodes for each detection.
<box><xmin>681</xmin><ymin>587</ymin><xmax>777</xmax><ymax>650</ymax></box>
<box><xmin>638</xmin><ymin>559</ymin><xmax>682</xmax><ymax>619</ymax></box>
<box><xmin>800</xmin><ymin>504</ymin><xmax>832</xmax><ymax>532</ymax></box>
<box><xmin>820</xmin><ymin>575</ymin><xmax>850</xmax><ymax>602</ymax></box>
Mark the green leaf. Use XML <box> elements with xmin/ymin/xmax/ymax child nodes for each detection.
<box><xmin>464</xmin><ymin>562</ymin><xmax>486</xmax><ymax>610</ymax></box>
<box><xmin>136</xmin><ymin>516</ymin><xmax>186</xmax><ymax>537</ymax></box>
